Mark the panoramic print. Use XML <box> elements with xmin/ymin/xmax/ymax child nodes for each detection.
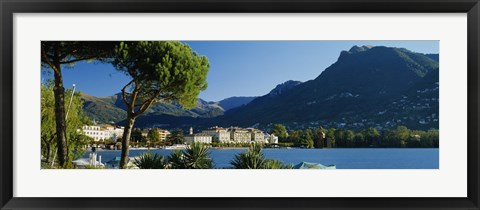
<box><xmin>41</xmin><ymin>41</ymin><xmax>439</xmax><ymax>169</ymax></box>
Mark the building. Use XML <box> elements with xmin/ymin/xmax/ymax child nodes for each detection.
<box><xmin>184</xmin><ymin>133</ymin><xmax>213</xmax><ymax>144</ymax></box>
<box><xmin>105</xmin><ymin>126</ymin><xmax>124</xmax><ymax>142</ymax></box>
<box><xmin>202</xmin><ymin>126</ymin><xmax>230</xmax><ymax>143</ymax></box>
<box><xmin>82</xmin><ymin>125</ymin><xmax>108</xmax><ymax>141</ymax></box>
<box><xmin>264</xmin><ymin>133</ymin><xmax>279</xmax><ymax>144</ymax></box>
<box><xmin>248</xmin><ymin>128</ymin><xmax>265</xmax><ymax>143</ymax></box>
<box><xmin>156</xmin><ymin>129</ymin><xmax>171</xmax><ymax>141</ymax></box>
<box><xmin>229</xmin><ymin>127</ymin><xmax>252</xmax><ymax>143</ymax></box>
<box><xmin>143</xmin><ymin>128</ymin><xmax>171</xmax><ymax>141</ymax></box>
<box><xmin>82</xmin><ymin>125</ymin><xmax>124</xmax><ymax>142</ymax></box>
<box><xmin>199</xmin><ymin>126</ymin><xmax>269</xmax><ymax>144</ymax></box>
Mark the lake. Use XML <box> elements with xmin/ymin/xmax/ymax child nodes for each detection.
<box><xmin>84</xmin><ymin>148</ymin><xmax>439</xmax><ymax>169</ymax></box>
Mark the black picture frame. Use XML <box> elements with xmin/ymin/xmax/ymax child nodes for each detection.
<box><xmin>1</xmin><ymin>0</ymin><xmax>479</xmax><ymax>209</ymax></box>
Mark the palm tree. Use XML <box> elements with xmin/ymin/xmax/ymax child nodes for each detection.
<box><xmin>231</xmin><ymin>144</ymin><xmax>292</xmax><ymax>169</ymax></box>
<box><xmin>183</xmin><ymin>143</ymin><xmax>213</xmax><ymax>169</ymax></box>
<box><xmin>263</xmin><ymin>159</ymin><xmax>293</xmax><ymax>169</ymax></box>
<box><xmin>168</xmin><ymin>143</ymin><xmax>213</xmax><ymax>169</ymax></box>
<box><xmin>230</xmin><ymin>144</ymin><xmax>267</xmax><ymax>169</ymax></box>
<box><xmin>168</xmin><ymin>150</ymin><xmax>186</xmax><ymax>169</ymax></box>
<box><xmin>134</xmin><ymin>152</ymin><xmax>167</xmax><ymax>169</ymax></box>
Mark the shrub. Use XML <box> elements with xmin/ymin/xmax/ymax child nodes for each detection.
<box><xmin>134</xmin><ymin>152</ymin><xmax>167</xmax><ymax>169</ymax></box>
<box><xmin>231</xmin><ymin>144</ymin><xmax>291</xmax><ymax>169</ymax></box>
<box><xmin>168</xmin><ymin>143</ymin><xmax>213</xmax><ymax>169</ymax></box>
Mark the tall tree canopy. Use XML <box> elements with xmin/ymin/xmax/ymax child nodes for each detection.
<box><xmin>147</xmin><ymin>129</ymin><xmax>161</xmax><ymax>148</ymax></box>
<box><xmin>112</xmin><ymin>41</ymin><xmax>210</xmax><ymax>168</ymax></box>
<box><xmin>41</xmin><ymin>41</ymin><xmax>117</xmax><ymax>167</ymax></box>
<box><xmin>168</xmin><ymin>128</ymin><xmax>185</xmax><ymax>144</ymax></box>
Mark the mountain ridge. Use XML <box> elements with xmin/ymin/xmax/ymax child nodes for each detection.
<box><xmin>82</xmin><ymin>45</ymin><xmax>439</xmax><ymax>131</ymax></box>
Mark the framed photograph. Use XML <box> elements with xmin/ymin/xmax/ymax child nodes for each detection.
<box><xmin>1</xmin><ymin>0</ymin><xmax>479</xmax><ymax>209</ymax></box>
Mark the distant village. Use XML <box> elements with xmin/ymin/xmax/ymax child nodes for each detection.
<box><xmin>81</xmin><ymin>124</ymin><xmax>282</xmax><ymax>149</ymax></box>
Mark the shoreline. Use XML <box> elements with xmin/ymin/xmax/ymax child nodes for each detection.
<box><xmin>86</xmin><ymin>147</ymin><xmax>439</xmax><ymax>152</ymax></box>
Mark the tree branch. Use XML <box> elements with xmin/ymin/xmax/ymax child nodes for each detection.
<box><xmin>41</xmin><ymin>48</ymin><xmax>61</xmax><ymax>76</ymax></box>
<box><xmin>59</xmin><ymin>56</ymin><xmax>98</xmax><ymax>64</ymax></box>
<box><xmin>121</xmin><ymin>80</ymin><xmax>134</xmax><ymax>108</ymax></box>
<box><xmin>128</xmin><ymin>79</ymin><xmax>142</xmax><ymax>115</ymax></box>
<box><xmin>134</xmin><ymin>89</ymin><xmax>164</xmax><ymax>117</ymax></box>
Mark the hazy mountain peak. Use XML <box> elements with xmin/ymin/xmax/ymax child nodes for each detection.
<box><xmin>216</xmin><ymin>96</ymin><xmax>257</xmax><ymax>111</ymax></box>
<box><xmin>268</xmin><ymin>80</ymin><xmax>302</xmax><ymax>96</ymax></box>
<box><xmin>348</xmin><ymin>45</ymin><xmax>374</xmax><ymax>53</ymax></box>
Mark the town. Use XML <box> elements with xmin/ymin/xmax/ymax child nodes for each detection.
<box><xmin>81</xmin><ymin>124</ymin><xmax>283</xmax><ymax>150</ymax></box>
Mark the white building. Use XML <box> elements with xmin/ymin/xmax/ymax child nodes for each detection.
<box><xmin>264</xmin><ymin>133</ymin><xmax>279</xmax><ymax>144</ymax></box>
<box><xmin>199</xmin><ymin>126</ymin><xmax>268</xmax><ymax>144</ymax></box>
<box><xmin>184</xmin><ymin>133</ymin><xmax>213</xmax><ymax>144</ymax></box>
<box><xmin>82</xmin><ymin>125</ymin><xmax>124</xmax><ymax>142</ymax></box>
<box><xmin>82</xmin><ymin>125</ymin><xmax>107</xmax><ymax>141</ymax></box>
<box><xmin>229</xmin><ymin>127</ymin><xmax>252</xmax><ymax>143</ymax></box>
<box><xmin>105</xmin><ymin>126</ymin><xmax>124</xmax><ymax>142</ymax></box>
<box><xmin>202</xmin><ymin>126</ymin><xmax>230</xmax><ymax>143</ymax></box>
<box><xmin>248</xmin><ymin>128</ymin><xmax>265</xmax><ymax>143</ymax></box>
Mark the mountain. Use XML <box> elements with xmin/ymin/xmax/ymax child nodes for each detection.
<box><xmin>81</xmin><ymin>94</ymin><xmax>255</xmax><ymax>124</ymax></box>
<box><xmin>215</xmin><ymin>46</ymin><xmax>439</xmax><ymax>131</ymax></box>
<box><xmin>82</xmin><ymin>94</ymin><xmax>225</xmax><ymax>123</ymax></box>
<box><xmin>81</xmin><ymin>94</ymin><xmax>126</xmax><ymax>123</ymax></box>
<box><xmin>267</xmin><ymin>80</ymin><xmax>302</xmax><ymax>96</ymax></box>
<box><xmin>82</xmin><ymin>45</ymin><xmax>439</xmax><ymax>131</ymax></box>
<box><xmin>215</xmin><ymin>96</ymin><xmax>257</xmax><ymax>111</ymax></box>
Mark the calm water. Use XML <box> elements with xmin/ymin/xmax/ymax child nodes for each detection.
<box><xmin>84</xmin><ymin>148</ymin><xmax>439</xmax><ymax>169</ymax></box>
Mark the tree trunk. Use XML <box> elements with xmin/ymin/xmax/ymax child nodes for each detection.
<box><xmin>120</xmin><ymin>116</ymin><xmax>136</xmax><ymax>169</ymax></box>
<box><xmin>53</xmin><ymin>66</ymin><xmax>69</xmax><ymax>168</ymax></box>
<box><xmin>45</xmin><ymin>142</ymin><xmax>52</xmax><ymax>163</ymax></box>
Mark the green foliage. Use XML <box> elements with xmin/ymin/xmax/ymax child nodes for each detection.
<box><xmin>270</xmin><ymin>124</ymin><xmax>287</xmax><ymax>141</ymax></box>
<box><xmin>327</xmin><ymin>126</ymin><xmax>438</xmax><ymax>148</ymax></box>
<box><xmin>288</xmin><ymin>129</ymin><xmax>303</xmax><ymax>145</ymax></box>
<box><xmin>113</xmin><ymin>41</ymin><xmax>210</xmax><ymax>169</ymax></box>
<box><xmin>167</xmin><ymin>150</ymin><xmax>187</xmax><ymax>169</ymax></box>
<box><xmin>264</xmin><ymin>159</ymin><xmax>294</xmax><ymax>169</ymax></box>
<box><xmin>182</xmin><ymin>143</ymin><xmax>213</xmax><ymax>169</ymax></box>
<box><xmin>42</xmin><ymin>41</ymin><xmax>118</xmax><ymax>167</ymax></box>
<box><xmin>147</xmin><ymin>129</ymin><xmax>161</xmax><ymax>144</ymax></box>
<box><xmin>230</xmin><ymin>144</ymin><xmax>291</xmax><ymax>169</ymax></box>
<box><xmin>313</xmin><ymin>127</ymin><xmax>326</xmax><ymax>148</ymax></box>
<box><xmin>361</xmin><ymin>127</ymin><xmax>380</xmax><ymax>147</ymax></box>
<box><xmin>168</xmin><ymin>143</ymin><xmax>213</xmax><ymax>169</ymax></box>
<box><xmin>41</xmin><ymin>42</ymin><xmax>118</xmax><ymax>67</ymax></box>
<box><xmin>277</xmin><ymin>142</ymin><xmax>294</xmax><ymax>147</ymax></box>
<box><xmin>41</xmin><ymin>81</ymin><xmax>91</xmax><ymax>166</ymax></box>
<box><xmin>326</xmin><ymin>128</ymin><xmax>336</xmax><ymax>145</ymax></box>
<box><xmin>230</xmin><ymin>144</ymin><xmax>266</xmax><ymax>169</ymax></box>
<box><xmin>41</xmin><ymin>81</ymin><xmax>57</xmax><ymax>163</ymax></box>
<box><xmin>131</xmin><ymin>128</ymin><xmax>144</xmax><ymax>142</ymax></box>
<box><xmin>112</xmin><ymin>41</ymin><xmax>210</xmax><ymax>110</ymax></box>
<box><xmin>301</xmin><ymin>129</ymin><xmax>314</xmax><ymax>148</ymax></box>
<box><xmin>168</xmin><ymin>128</ymin><xmax>185</xmax><ymax>144</ymax></box>
<box><xmin>82</xmin><ymin>165</ymin><xmax>105</xmax><ymax>169</ymax></box>
<box><xmin>41</xmin><ymin>162</ymin><xmax>58</xmax><ymax>169</ymax></box>
<box><xmin>273</xmin><ymin>125</ymin><xmax>437</xmax><ymax>148</ymax></box>
<box><xmin>134</xmin><ymin>152</ymin><xmax>167</xmax><ymax>169</ymax></box>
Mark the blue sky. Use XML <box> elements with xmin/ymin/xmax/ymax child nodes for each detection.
<box><xmin>41</xmin><ymin>41</ymin><xmax>438</xmax><ymax>102</ymax></box>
